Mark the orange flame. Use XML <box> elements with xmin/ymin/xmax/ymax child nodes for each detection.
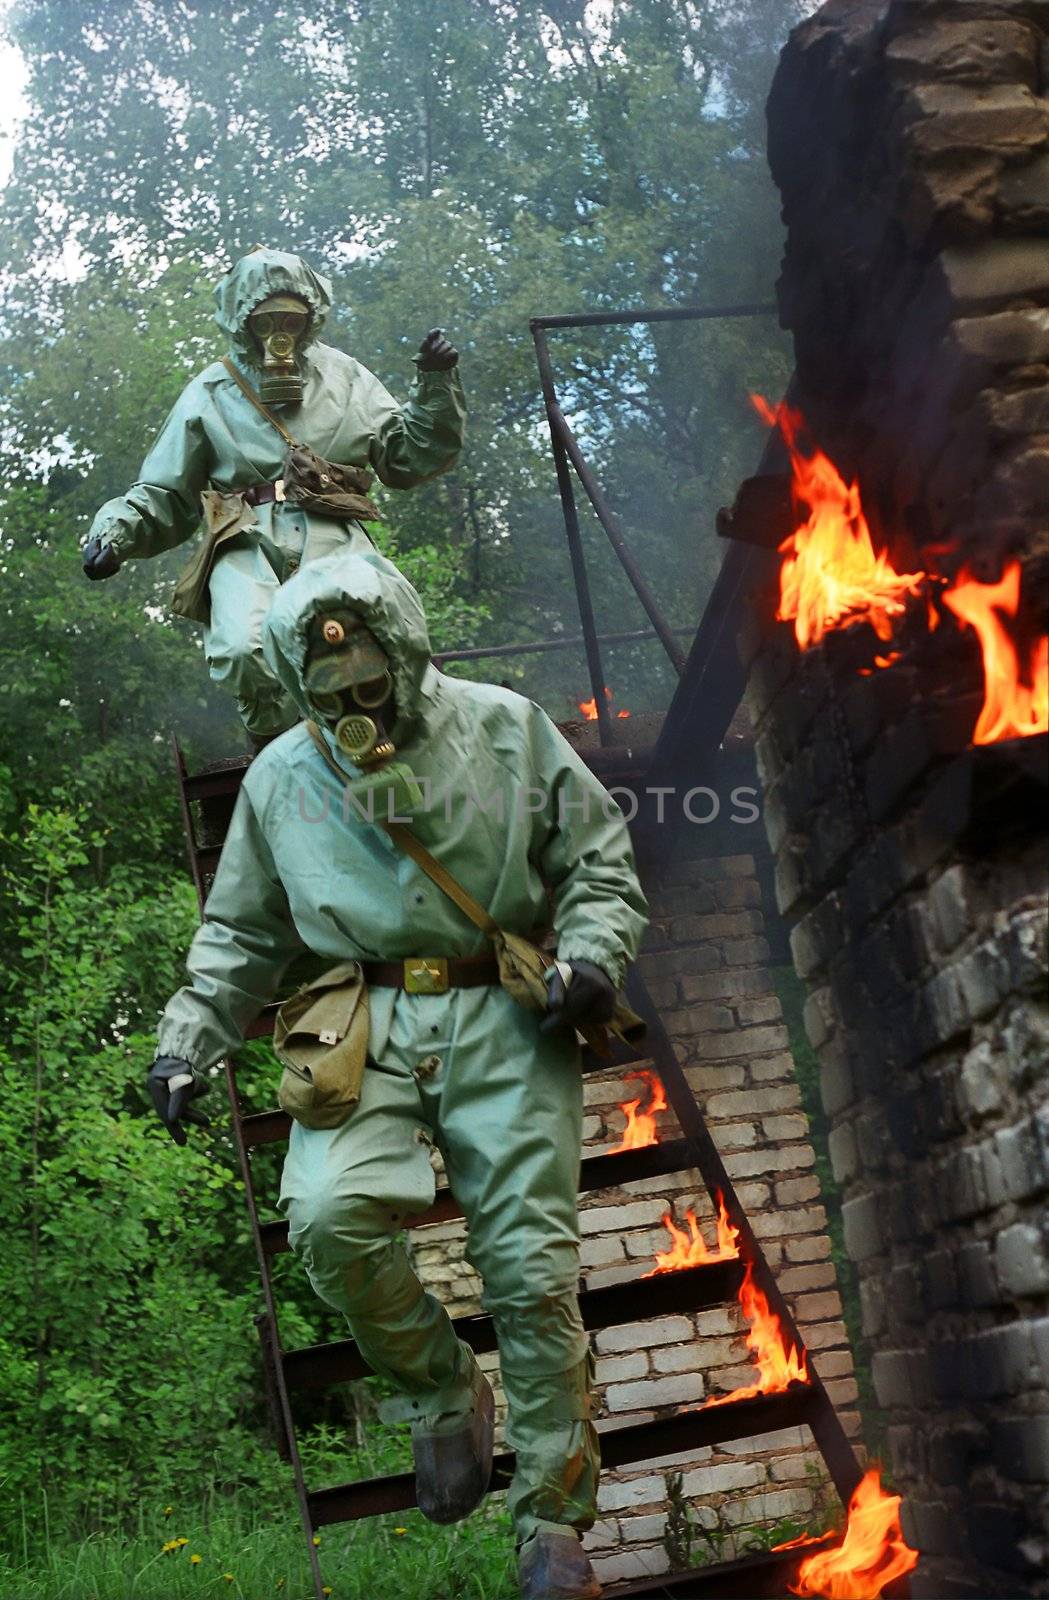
<box><xmin>942</xmin><ymin>562</ymin><xmax>1048</xmax><ymax>744</ymax></box>
<box><xmin>703</xmin><ymin>1259</ymin><xmax>809</xmax><ymax>1407</ymax></box>
<box><xmin>752</xmin><ymin>395</ymin><xmax>926</xmax><ymax>650</ymax></box>
<box><xmin>644</xmin><ymin>1192</ymin><xmax>740</xmax><ymax>1276</ymax></box>
<box><xmin>578</xmin><ymin>686</ymin><xmax>631</xmax><ymax>720</ymax></box>
<box><xmin>754</xmin><ymin>394</ymin><xmax>1049</xmax><ymax>747</ymax></box>
<box><xmin>609</xmin><ymin>1069</ymin><xmax>667</xmax><ymax>1152</ymax></box>
<box><xmin>782</xmin><ymin>1466</ymin><xmax>919</xmax><ymax>1598</ymax></box>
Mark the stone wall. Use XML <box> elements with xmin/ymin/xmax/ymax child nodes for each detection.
<box><xmin>746</xmin><ymin>2</ymin><xmax>1049</xmax><ymax>1594</ymax></box>
<box><xmin>410</xmin><ymin>847</ymin><xmax>860</xmax><ymax>1587</ymax></box>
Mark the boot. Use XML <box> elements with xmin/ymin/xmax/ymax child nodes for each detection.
<box><xmin>386</xmin><ymin>1362</ymin><xmax>495</xmax><ymax>1525</ymax></box>
<box><xmin>517</xmin><ymin>1525</ymin><xmax>602</xmax><ymax>1600</ymax></box>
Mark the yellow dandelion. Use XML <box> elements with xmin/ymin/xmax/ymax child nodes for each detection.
<box><xmin>322</xmin><ymin>1589</ymin><xmax>333</xmax><ymax>1597</ymax></box>
<box><xmin>393</xmin><ymin>1527</ymin><xmax>407</xmax><ymax>1537</ymax></box>
<box><xmin>161</xmin><ymin>1540</ymin><xmax>177</xmax><ymax>1554</ymax></box>
<box><xmin>190</xmin><ymin>1554</ymin><xmax>202</xmax><ymax>1566</ymax></box>
<box><xmin>222</xmin><ymin>1575</ymin><xmax>235</xmax><ymax>1584</ymax></box>
<box><xmin>312</xmin><ymin>1534</ymin><xmax>321</xmax><ymax>1546</ymax></box>
<box><xmin>176</xmin><ymin>1537</ymin><xmax>189</xmax><ymax>1547</ymax></box>
<box><xmin>163</xmin><ymin>1506</ymin><xmax>173</xmax><ymax>1518</ymax></box>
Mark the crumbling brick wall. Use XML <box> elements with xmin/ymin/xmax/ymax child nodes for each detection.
<box><xmin>747</xmin><ymin>2</ymin><xmax>1049</xmax><ymax>1594</ymax></box>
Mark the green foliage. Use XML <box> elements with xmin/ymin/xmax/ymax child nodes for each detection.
<box><xmin>1</xmin><ymin>0</ymin><xmax>801</xmax><ymax>723</ymax></box>
<box><xmin>0</xmin><ymin>802</ymin><xmax>267</xmax><ymax>1533</ymax></box>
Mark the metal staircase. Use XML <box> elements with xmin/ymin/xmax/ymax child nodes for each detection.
<box><xmin>174</xmin><ymin>747</ymin><xmax>861</xmax><ymax>1600</ymax></box>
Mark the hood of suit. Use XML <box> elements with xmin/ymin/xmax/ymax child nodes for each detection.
<box><xmin>213</xmin><ymin>247</ymin><xmax>332</xmax><ymax>369</ymax></box>
<box><xmin>262</xmin><ymin>552</ymin><xmax>433</xmax><ymax>745</ymax></box>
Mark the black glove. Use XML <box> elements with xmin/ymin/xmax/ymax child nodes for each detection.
<box><xmin>413</xmin><ymin>327</ymin><xmax>459</xmax><ymax>371</ymax></box>
<box><xmin>147</xmin><ymin>1056</ymin><xmax>212</xmax><ymax>1146</ymax></box>
<box><xmin>540</xmin><ymin>959</ymin><xmax>616</xmax><ymax>1036</ymax></box>
<box><xmin>82</xmin><ymin>537</ymin><xmax>122</xmax><ymax>581</ymax></box>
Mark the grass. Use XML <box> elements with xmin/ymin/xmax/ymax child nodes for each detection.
<box><xmin>0</xmin><ymin>1428</ymin><xmax>518</xmax><ymax>1600</ymax></box>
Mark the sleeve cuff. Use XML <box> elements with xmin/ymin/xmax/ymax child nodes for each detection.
<box><xmin>555</xmin><ymin>940</ymin><xmax>627</xmax><ymax>990</ymax></box>
<box><xmin>153</xmin><ymin>1029</ymin><xmax>215</xmax><ymax>1074</ymax></box>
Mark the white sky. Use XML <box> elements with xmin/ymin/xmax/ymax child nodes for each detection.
<box><xmin>0</xmin><ymin>35</ymin><xmax>27</xmax><ymax>188</ymax></box>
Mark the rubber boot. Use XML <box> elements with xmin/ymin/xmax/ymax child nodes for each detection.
<box><xmin>382</xmin><ymin>1358</ymin><xmax>495</xmax><ymax>1525</ymax></box>
<box><xmin>517</xmin><ymin>1524</ymin><xmax>602</xmax><ymax>1600</ymax></box>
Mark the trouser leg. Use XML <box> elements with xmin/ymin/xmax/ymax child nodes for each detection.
<box><xmin>431</xmin><ymin>991</ymin><xmax>601</xmax><ymax>1543</ymax></box>
<box><xmin>277</xmin><ymin>1059</ymin><xmax>471</xmax><ymax>1405</ymax></box>
<box><xmin>203</xmin><ymin>518</ymin><xmax>397</xmax><ymax>735</ymax></box>
<box><xmin>203</xmin><ymin>539</ymin><xmax>298</xmax><ymax>737</ymax></box>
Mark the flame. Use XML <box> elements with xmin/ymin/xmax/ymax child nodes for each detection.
<box><xmin>702</xmin><ymin>1259</ymin><xmax>809</xmax><ymax>1407</ymax></box>
<box><xmin>578</xmin><ymin>686</ymin><xmax>631</xmax><ymax>720</ymax></box>
<box><xmin>609</xmin><ymin>1069</ymin><xmax>667</xmax><ymax>1152</ymax></box>
<box><xmin>752</xmin><ymin>395</ymin><xmax>926</xmax><ymax>650</ymax></box>
<box><xmin>942</xmin><ymin>562</ymin><xmax>1048</xmax><ymax>743</ymax></box>
<box><xmin>754</xmin><ymin>394</ymin><xmax>1049</xmax><ymax>747</ymax></box>
<box><xmin>782</xmin><ymin>1466</ymin><xmax>919</xmax><ymax>1598</ymax></box>
<box><xmin>644</xmin><ymin>1192</ymin><xmax>740</xmax><ymax>1276</ymax></box>
<box><xmin>857</xmin><ymin>651</ymin><xmax>901</xmax><ymax>677</ymax></box>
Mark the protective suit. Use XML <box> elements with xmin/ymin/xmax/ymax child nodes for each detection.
<box><xmin>155</xmin><ymin>551</ymin><xmax>648</xmax><ymax>1558</ymax></box>
<box><xmin>85</xmin><ymin>249</ymin><xmax>465</xmax><ymax>736</ymax></box>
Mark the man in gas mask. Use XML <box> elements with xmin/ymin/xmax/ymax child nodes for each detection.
<box><xmin>147</xmin><ymin>551</ymin><xmax>649</xmax><ymax>1600</ymax></box>
<box><xmin>81</xmin><ymin>247</ymin><xmax>464</xmax><ymax>742</ymax></box>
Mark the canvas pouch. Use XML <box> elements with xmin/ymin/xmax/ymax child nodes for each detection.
<box><xmin>273</xmin><ymin>960</ymin><xmax>370</xmax><ymax>1128</ymax></box>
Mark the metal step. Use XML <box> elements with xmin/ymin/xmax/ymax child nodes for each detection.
<box><xmin>307</xmin><ymin>1385</ymin><xmax>816</xmax><ymax>1525</ymax></box>
<box><xmin>282</xmin><ymin>1257</ymin><xmax>745</xmax><ymax>1392</ymax></box>
<box><xmin>253</xmin><ymin>1134</ymin><xmax>706</xmax><ymax>1248</ymax></box>
<box><xmin>600</xmin><ymin>1537</ymin><xmax>838</xmax><ymax>1600</ymax></box>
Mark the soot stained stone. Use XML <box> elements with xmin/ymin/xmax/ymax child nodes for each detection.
<box><xmin>929</xmin><ymin>1420</ymin><xmax>990</xmax><ymax>1489</ymax></box>
<box><xmin>754</xmin><ymin>0</ymin><xmax>1049</xmax><ymax>1586</ymax></box>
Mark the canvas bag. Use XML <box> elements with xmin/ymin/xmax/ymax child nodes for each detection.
<box><xmin>273</xmin><ymin>959</ymin><xmax>370</xmax><ymax>1129</ymax></box>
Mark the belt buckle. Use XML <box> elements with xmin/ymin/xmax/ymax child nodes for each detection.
<box><xmin>404</xmin><ymin>957</ymin><xmax>449</xmax><ymax>995</ymax></box>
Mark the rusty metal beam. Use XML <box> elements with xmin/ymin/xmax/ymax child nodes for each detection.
<box><xmin>282</xmin><ymin>1257</ymin><xmax>745</xmax><ymax>1392</ymax></box>
<box><xmin>531</xmin><ymin>303</ymin><xmax>776</xmax><ymax>330</ymax></box>
<box><xmin>601</xmin><ymin>1536</ymin><xmax>840</xmax><ymax>1599</ymax></box>
<box><xmin>532</xmin><ymin>322</ymin><xmax>615</xmax><ymax>746</ymax></box>
<box><xmin>255</xmin><ymin>1134</ymin><xmax>713</xmax><ymax>1245</ymax></box>
<box><xmin>308</xmin><ymin>1385</ymin><xmax>817</xmax><ymax>1525</ymax></box>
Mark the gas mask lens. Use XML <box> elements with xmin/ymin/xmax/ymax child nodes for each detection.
<box><xmin>350</xmin><ymin>670</ymin><xmax>394</xmax><ymax>710</ymax></box>
<box><xmin>247</xmin><ymin>295</ymin><xmax>310</xmax><ymax>404</ymax></box>
<box><xmin>305</xmin><ymin>615</ymin><xmax>397</xmax><ymax>768</ymax></box>
<box><xmin>249</xmin><ymin>309</ymin><xmax>309</xmax><ymax>343</ymax></box>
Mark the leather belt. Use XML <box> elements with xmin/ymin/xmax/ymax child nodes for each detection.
<box><xmin>241</xmin><ymin>479</ymin><xmax>286</xmax><ymax>507</ymax></box>
<box><xmin>360</xmin><ymin>956</ymin><xmax>500</xmax><ymax>994</ymax></box>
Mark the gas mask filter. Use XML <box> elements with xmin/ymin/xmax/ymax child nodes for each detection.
<box><xmin>304</xmin><ymin>613</ymin><xmax>397</xmax><ymax>768</ymax></box>
<box><xmin>247</xmin><ymin>293</ymin><xmax>311</xmax><ymax>404</ymax></box>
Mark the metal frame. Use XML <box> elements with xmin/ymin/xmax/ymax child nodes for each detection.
<box><xmin>530</xmin><ymin>302</ymin><xmax>776</xmax><ymax>745</ymax></box>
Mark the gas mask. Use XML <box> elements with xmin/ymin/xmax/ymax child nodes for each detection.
<box><xmin>247</xmin><ymin>293</ymin><xmax>311</xmax><ymax>405</ymax></box>
<box><xmin>304</xmin><ymin>611</ymin><xmax>397</xmax><ymax>768</ymax></box>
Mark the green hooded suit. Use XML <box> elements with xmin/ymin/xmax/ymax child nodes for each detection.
<box><xmin>156</xmin><ymin>551</ymin><xmax>648</xmax><ymax>1543</ymax></box>
<box><xmin>86</xmin><ymin>249</ymin><xmax>465</xmax><ymax>735</ymax></box>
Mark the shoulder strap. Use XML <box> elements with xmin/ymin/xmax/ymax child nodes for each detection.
<box><xmin>222</xmin><ymin>356</ymin><xmax>299</xmax><ymax>450</ymax></box>
<box><xmin>304</xmin><ymin>721</ymin><xmax>499</xmax><ymax>940</ymax></box>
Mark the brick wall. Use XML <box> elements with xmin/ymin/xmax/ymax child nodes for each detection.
<box><xmin>747</xmin><ymin>2</ymin><xmax>1049</xmax><ymax>1594</ymax></box>
<box><xmin>409</xmin><ymin>848</ymin><xmax>860</xmax><ymax>1586</ymax></box>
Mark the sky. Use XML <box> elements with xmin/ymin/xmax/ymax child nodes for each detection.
<box><xmin>0</xmin><ymin>35</ymin><xmax>27</xmax><ymax>188</ymax></box>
